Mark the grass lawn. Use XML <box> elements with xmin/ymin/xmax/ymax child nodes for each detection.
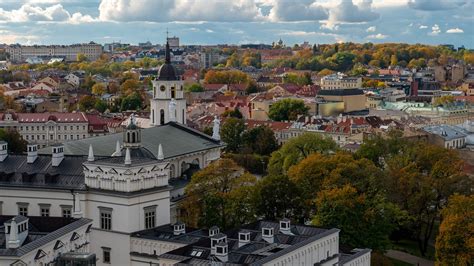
<box><xmin>390</xmin><ymin>239</ymin><xmax>435</xmax><ymax>260</ymax></box>
<box><xmin>389</xmin><ymin>257</ymin><xmax>414</xmax><ymax>266</ymax></box>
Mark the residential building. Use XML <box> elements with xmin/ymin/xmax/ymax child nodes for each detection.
<box><xmin>0</xmin><ymin>216</ymin><xmax>93</xmax><ymax>265</ymax></box>
<box><xmin>423</xmin><ymin>124</ymin><xmax>467</xmax><ymax>149</ymax></box>
<box><xmin>199</xmin><ymin>51</ymin><xmax>219</xmax><ymax>68</ymax></box>
<box><xmin>6</xmin><ymin>43</ymin><xmax>103</xmax><ymax>62</ymax></box>
<box><xmin>320</xmin><ymin>73</ymin><xmax>362</xmax><ymax>90</ymax></box>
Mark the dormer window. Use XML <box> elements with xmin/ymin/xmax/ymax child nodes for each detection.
<box><xmin>209</xmin><ymin>226</ymin><xmax>219</xmax><ymax>237</ymax></box>
<box><xmin>280</xmin><ymin>219</ymin><xmax>290</xmax><ymax>230</ymax></box>
<box><xmin>238</xmin><ymin>231</ymin><xmax>250</xmax><ymax>242</ymax></box>
<box><xmin>262</xmin><ymin>227</ymin><xmax>273</xmax><ymax>237</ymax></box>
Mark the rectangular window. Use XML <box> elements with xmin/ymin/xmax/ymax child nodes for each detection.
<box><xmin>40</xmin><ymin>207</ymin><xmax>50</xmax><ymax>217</ymax></box>
<box><xmin>102</xmin><ymin>247</ymin><xmax>111</xmax><ymax>264</ymax></box>
<box><xmin>144</xmin><ymin>206</ymin><xmax>156</xmax><ymax>229</ymax></box>
<box><xmin>18</xmin><ymin>206</ymin><xmax>28</xmax><ymax>216</ymax></box>
<box><xmin>61</xmin><ymin>205</ymin><xmax>72</xmax><ymax>218</ymax></box>
<box><xmin>100</xmin><ymin>208</ymin><xmax>112</xmax><ymax>230</ymax></box>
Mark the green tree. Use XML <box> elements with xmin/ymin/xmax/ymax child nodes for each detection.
<box><xmin>268</xmin><ymin>133</ymin><xmax>337</xmax><ymax>175</ymax></box>
<box><xmin>435</xmin><ymin>194</ymin><xmax>474</xmax><ymax>265</ymax></box>
<box><xmin>120</xmin><ymin>92</ymin><xmax>142</xmax><ymax>111</ymax></box>
<box><xmin>220</xmin><ymin>118</ymin><xmax>245</xmax><ymax>153</ymax></box>
<box><xmin>222</xmin><ymin>108</ymin><xmax>243</xmax><ymax>119</ymax></box>
<box><xmin>241</xmin><ymin>126</ymin><xmax>278</xmax><ymax>156</ymax></box>
<box><xmin>253</xmin><ymin>175</ymin><xmax>304</xmax><ymax>220</ymax></box>
<box><xmin>0</xmin><ymin>129</ymin><xmax>27</xmax><ymax>154</ymax></box>
<box><xmin>120</xmin><ymin>79</ymin><xmax>140</xmax><ymax>95</ymax></box>
<box><xmin>78</xmin><ymin>95</ymin><xmax>96</xmax><ymax>111</ymax></box>
<box><xmin>268</xmin><ymin>98</ymin><xmax>309</xmax><ymax>121</ymax></box>
<box><xmin>94</xmin><ymin>99</ymin><xmax>108</xmax><ymax>113</ymax></box>
<box><xmin>179</xmin><ymin>159</ymin><xmax>257</xmax><ymax>229</ymax></box>
<box><xmin>77</xmin><ymin>53</ymin><xmax>88</xmax><ymax>62</ymax></box>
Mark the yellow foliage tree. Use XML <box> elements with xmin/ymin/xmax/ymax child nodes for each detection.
<box><xmin>435</xmin><ymin>194</ymin><xmax>474</xmax><ymax>265</ymax></box>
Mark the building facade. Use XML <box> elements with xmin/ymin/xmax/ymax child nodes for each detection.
<box><xmin>6</xmin><ymin>43</ymin><xmax>103</xmax><ymax>62</ymax></box>
<box><xmin>320</xmin><ymin>73</ymin><xmax>362</xmax><ymax>90</ymax></box>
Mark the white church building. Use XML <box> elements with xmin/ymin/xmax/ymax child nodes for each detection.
<box><xmin>0</xmin><ymin>41</ymin><xmax>224</xmax><ymax>265</ymax></box>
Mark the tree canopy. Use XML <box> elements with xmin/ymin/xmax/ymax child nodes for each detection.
<box><xmin>268</xmin><ymin>98</ymin><xmax>309</xmax><ymax>122</ymax></box>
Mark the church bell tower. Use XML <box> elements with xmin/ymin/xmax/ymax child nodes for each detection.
<box><xmin>150</xmin><ymin>40</ymin><xmax>186</xmax><ymax>125</ymax></box>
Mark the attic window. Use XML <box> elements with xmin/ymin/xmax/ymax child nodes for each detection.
<box><xmin>70</xmin><ymin>232</ymin><xmax>80</xmax><ymax>241</ymax></box>
<box><xmin>34</xmin><ymin>249</ymin><xmax>47</xmax><ymax>260</ymax></box>
<box><xmin>54</xmin><ymin>240</ymin><xmax>64</xmax><ymax>250</ymax></box>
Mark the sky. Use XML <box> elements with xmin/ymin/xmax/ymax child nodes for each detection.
<box><xmin>0</xmin><ymin>0</ymin><xmax>472</xmax><ymax>47</ymax></box>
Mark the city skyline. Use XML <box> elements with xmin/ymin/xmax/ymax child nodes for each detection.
<box><xmin>0</xmin><ymin>0</ymin><xmax>472</xmax><ymax>48</ymax></box>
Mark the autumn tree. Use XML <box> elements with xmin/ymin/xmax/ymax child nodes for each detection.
<box><xmin>268</xmin><ymin>98</ymin><xmax>309</xmax><ymax>122</ymax></box>
<box><xmin>78</xmin><ymin>95</ymin><xmax>96</xmax><ymax>111</ymax></box>
<box><xmin>91</xmin><ymin>83</ymin><xmax>106</xmax><ymax>95</ymax></box>
<box><xmin>220</xmin><ymin>118</ymin><xmax>245</xmax><ymax>153</ymax></box>
<box><xmin>204</xmin><ymin>70</ymin><xmax>249</xmax><ymax>85</ymax></box>
<box><xmin>120</xmin><ymin>79</ymin><xmax>140</xmax><ymax>95</ymax></box>
<box><xmin>312</xmin><ymin>184</ymin><xmax>398</xmax><ymax>251</ymax></box>
<box><xmin>184</xmin><ymin>83</ymin><xmax>204</xmax><ymax>92</ymax></box>
<box><xmin>435</xmin><ymin>194</ymin><xmax>474</xmax><ymax>265</ymax></box>
<box><xmin>268</xmin><ymin>133</ymin><xmax>337</xmax><ymax>175</ymax></box>
<box><xmin>179</xmin><ymin>159</ymin><xmax>257</xmax><ymax>229</ymax></box>
<box><xmin>385</xmin><ymin>142</ymin><xmax>470</xmax><ymax>256</ymax></box>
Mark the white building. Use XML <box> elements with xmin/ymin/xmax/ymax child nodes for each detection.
<box><xmin>0</xmin><ymin>112</ymin><xmax>94</xmax><ymax>148</ymax></box>
<box><xmin>0</xmin><ymin>45</ymin><xmax>224</xmax><ymax>264</ymax></box>
<box><xmin>132</xmin><ymin>220</ymin><xmax>371</xmax><ymax>266</ymax></box>
<box><xmin>0</xmin><ymin>215</ymin><xmax>93</xmax><ymax>265</ymax></box>
<box><xmin>320</xmin><ymin>73</ymin><xmax>362</xmax><ymax>90</ymax></box>
<box><xmin>6</xmin><ymin>43</ymin><xmax>103</xmax><ymax>63</ymax></box>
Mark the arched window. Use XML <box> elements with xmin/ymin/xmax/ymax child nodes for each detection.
<box><xmin>182</xmin><ymin>109</ymin><xmax>185</xmax><ymax>124</ymax></box>
<box><xmin>171</xmin><ymin>87</ymin><xmax>176</xmax><ymax>98</ymax></box>
<box><xmin>160</xmin><ymin>109</ymin><xmax>165</xmax><ymax>125</ymax></box>
<box><xmin>132</xmin><ymin>132</ymin><xmax>136</xmax><ymax>143</ymax></box>
<box><xmin>170</xmin><ymin>164</ymin><xmax>175</xmax><ymax>178</ymax></box>
<box><xmin>127</xmin><ymin>132</ymin><xmax>130</xmax><ymax>143</ymax></box>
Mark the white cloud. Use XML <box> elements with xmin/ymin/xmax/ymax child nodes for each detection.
<box><xmin>419</xmin><ymin>25</ymin><xmax>428</xmax><ymax>29</ymax></box>
<box><xmin>267</xmin><ymin>0</ymin><xmax>328</xmax><ymax>22</ymax></box>
<box><xmin>0</xmin><ymin>4</ymin><xmax>96</xmax><ymax>24</ymax></box>
<box><xmin>324</xmin><ymin>0</ymin><xmax>380</xmax><ymax>30</ymax></box>
<box><xmin>366</xmin><ymin>26</ymin><xmax>376</xmax><ymax>32</ymax></box>
<box><xmin>429</xmin><ymin>24</ymin><xmax>441</xmax><ymax>35</ymax></box>
<box><xmin>366</xmin><ymin>33</ymin><xmax>388</xmax><ymax>39</ymax></box>
<box><xmin>408</xmin><ymin>0</ymin><xmax>466</xmax><ymax>10</ymax></box>
<box><xmin>446</xmin><ymin>28</ymin><xmax>464</xmax><ymax>33</ymax></box>
<box><xmin>98</xmin><ymin>0</ymin><xmax>264</xmax><ymax>22</ymax></box>
<box><xmin>0</xmin><ymin>29</ymin><xmax>40</xmax><ymax>44</ymax></box>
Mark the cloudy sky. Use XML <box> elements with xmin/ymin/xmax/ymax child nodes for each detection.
<box><xmin>0</xmin><ymin>0</ymin><xmax>472</xmax><ymax>47</ymax></box>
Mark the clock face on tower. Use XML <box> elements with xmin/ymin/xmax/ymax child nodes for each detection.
<box><xmin>160</xmin><ymin>85</ymin><xmax>166</xmax><ymax>92</ymax></box>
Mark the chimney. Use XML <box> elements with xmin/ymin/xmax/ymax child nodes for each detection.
<box><xmin>51</xmin><ymin>144</ymin><xmax>64</xmax><ymax>167</ymax></box>
<box><xmin>215</xmin><ymin>241</ymin><xmax>228</xmax><ymax>263</ymax></box>
<box><xmin>27</xmin><ymin>143</ymin><xmax>38</xmax><ymax>164</ymax></box>
<box><xmin>262</xmin><ymin>227</ymin><xmax>274</xmax><ymax>243</ymax></box>
<box><xmin>238</xmin><ymin>230</ymin><xmax>251</xmax><ymax>247</ymax></box>
<box><xmin>0</xmin><ymin>141</ymin><xmax>7</xmax><ymax>162</ymax></box>
<box><xmin>4</xmin><ymin>216</ymin><xmax>29</xmax><ymax>249</ymax></box>
<box><xmin>124</xmin><ymin>148</ymin><xmax>131</xmax><ymax>165</ymax></box>
<box><xmin>279</xmin><ymin>218</ymin><xmax>292</xmax><ymax>235</ymax></box>
<box><xmin>87</xmin><ymin>144</ymin><xmax>94</xmax><ymax>162</ymax></box>
<box><xmin>173</xmin><ymin>222</ymin><xmax>185</xmax><ymax>235</ymax></box>
<box><xmin>157</xmin><ymin>144</ymin><xmax>164</xmax><ymax>160</ymax></box>
<box><xmin>72</xmin><ymin>192</ymin><xmax>83</xmax><ymax>218</ymax></box>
